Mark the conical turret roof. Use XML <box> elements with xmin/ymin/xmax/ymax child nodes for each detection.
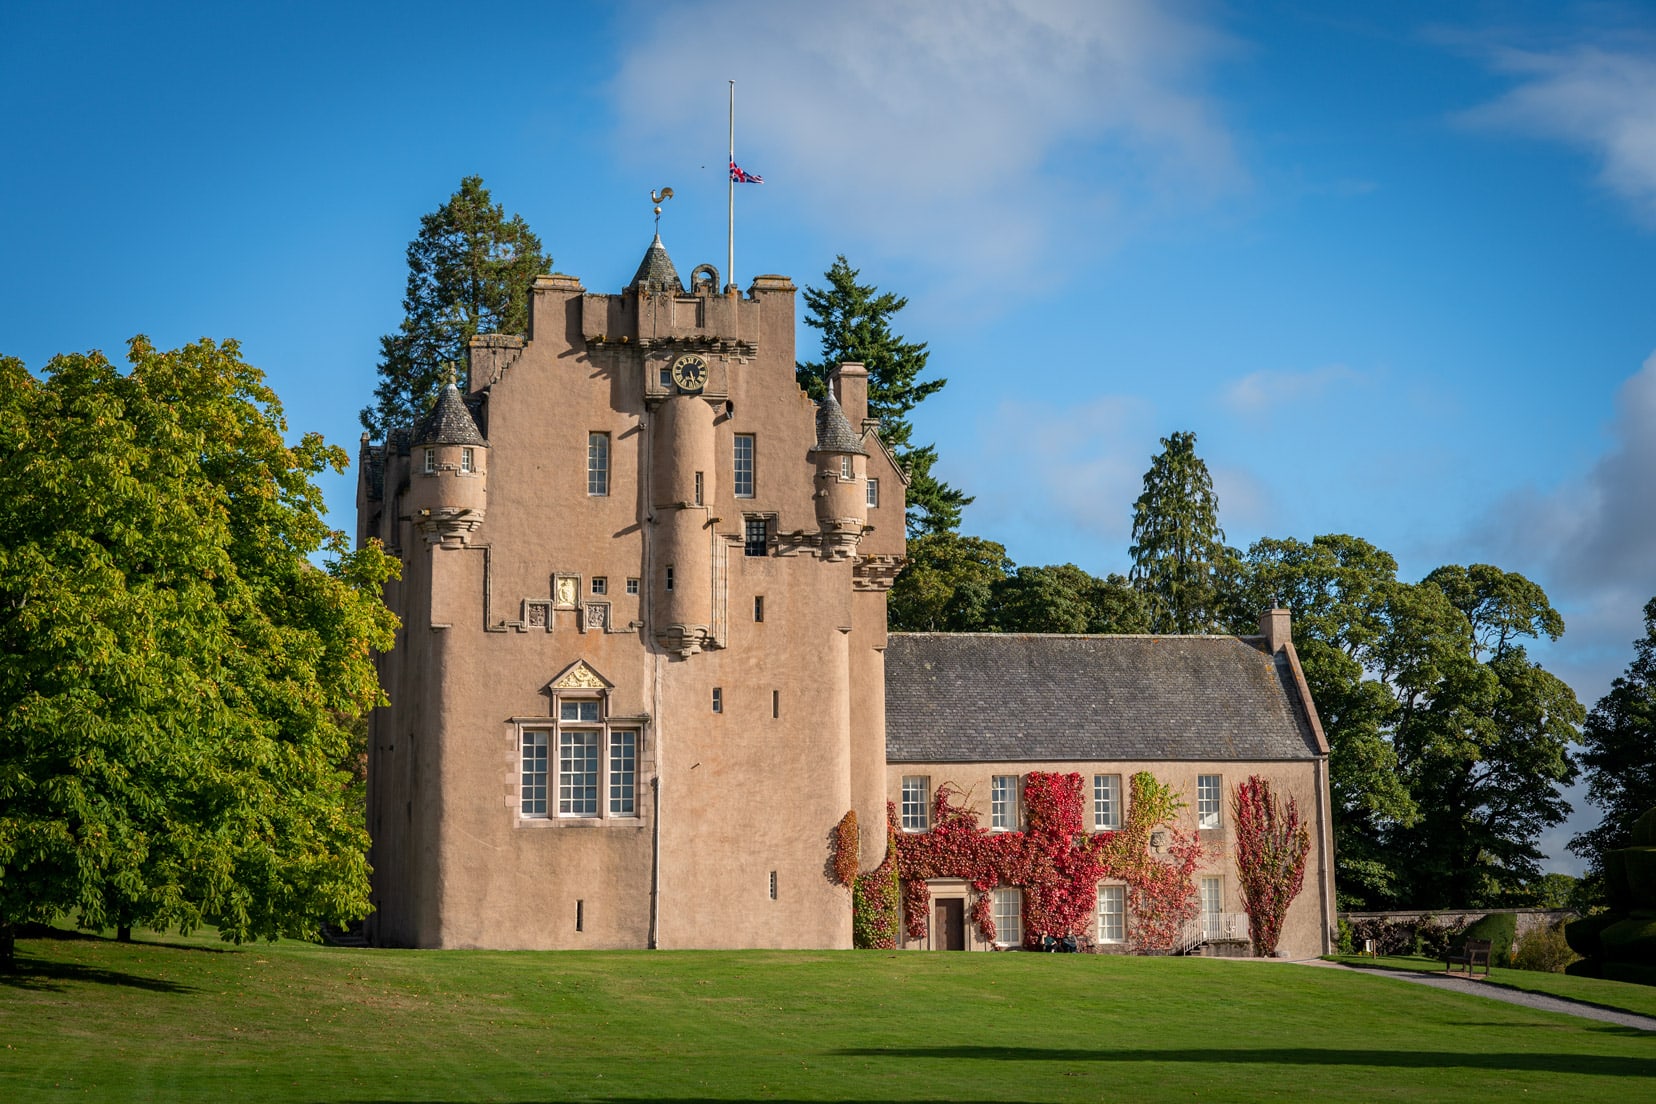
<box><xmin>811</xmin><ymin>389</ymin><xmax>867</xmax><ymax>455</ymax></box>
<box><xmin>414</xmin><ymin>383</ymin><xmax>487</xmax><ymax>447</ymax></box>
<box><xmin>630</xmin><ymin>233</ymin><xmax>685</xmax><ymax>295</ymax></box>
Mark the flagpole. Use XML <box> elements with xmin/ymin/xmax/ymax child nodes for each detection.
<box><xmin>727</xmin><ymin>79</ymin><xmax>736</xmax><ymax>294</ymax></box>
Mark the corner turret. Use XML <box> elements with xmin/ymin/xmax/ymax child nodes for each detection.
<box><xmin>407</xmin><ymin>383</ymin><xmax>488</xmax><ymax>546</ymax></box>
<box><xmin>811</xmin><ymin>385</ymin><xmax>869</xmax><ymax>559</ymax></box>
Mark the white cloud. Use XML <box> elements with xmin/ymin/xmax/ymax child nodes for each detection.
<box><xmin>611</xmin><ymin>0</ymin><xmax>1241</xmax><ymax>281</ymax></box>
<box><xmin>1460</xmin><ymin>41</ymin><xmax>1656</xmax><ymax>225</ymax></box>
<box><xmin>1222</xmin><ymin>363</ymin><xmax>1363</xmax><ymax>415</ymax></box>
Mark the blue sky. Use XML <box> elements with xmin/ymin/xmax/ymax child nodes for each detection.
<box><xmin>5</xmin><ymin>1</ymin><xmax>1654</xmax><ymax>872</ymax></box>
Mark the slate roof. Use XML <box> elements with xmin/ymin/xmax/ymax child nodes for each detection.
<box><xmin>885</xmin><ymin>633</ymin><xmax>1322</xmax><ymax>762</ymax></box>
<box><xmin>630</xmin><ymin>233</ymin><xmax>685</xmax><ymax>295</ymax></box>
<box><xmin>413</xmin><ymin>384</ymin><xmax>487</xmax><ymax>447</ymax></box>
<box><xmin>811</xmin><ymin>390</ymin><xmax>867</xmax><ymax>455</ymax></box>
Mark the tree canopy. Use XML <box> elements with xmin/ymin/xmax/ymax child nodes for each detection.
<box><xmin>361</xmin><ymin>176</ymin><xmax>552</xmax><ymax>440</ymax></box>
<box><xmin>1129</xmin><ymin>431</ymin><xmax>1229</xmax><ymax>633</ymax></box>
<box><xmin>0</xmin><ymin>339</ymin><xmax>399</xmax><ymax>968</ymax></box>
<box><xmin>796</xmin><ymin>256</ymin><xmax>969</xmax><ymax>535</ymax></box>
<box><xmin>1569</xmin><ymin>596</ymin><xmax>1656</xmax><ymax>892</ymax></box>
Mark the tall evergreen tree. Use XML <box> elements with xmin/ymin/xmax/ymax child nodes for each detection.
<box><xmin>1128</xmin><ymin>431</ymin><xmax>1228</xmax><ymax>633</ymax></box>
<box><xmin>1569</xmin><ymin>596</ymin><xmax>1656</xmax><ymax>890</ymax></box>
<box><xmin>361</xmin><ymin>176</ymin><xmax>552</xmax><ymax>439</ymax></box>
<box><xmin>796</xmin><ymin>256</ymin><xmax>969</xmax><ymax>535</ymax></box>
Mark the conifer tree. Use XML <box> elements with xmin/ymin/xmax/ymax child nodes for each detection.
<box><xmin>796</xmin><ymin>256</ymin><xmax>969</xmax><ymax>535</ymax></box>
<box><xmin>361</xmin><ymin>176</ymin><xmax>552</xmax><ymax>439</ymax></box>
<box><xmin>1128</xmin><ymin>431</ymin><xmax>1228</xmax><ymax>633</ymax></box>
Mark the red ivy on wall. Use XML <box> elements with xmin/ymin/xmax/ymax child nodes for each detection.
<box><xmin>875</xmin><ymin>771</ymin><xmax>1203</xmax><ymax>952</ymax></box>
<box><xmin>1231</xmin><ymin>775</ymin><xmax>1310</xmax><ymax>957</ymax></box>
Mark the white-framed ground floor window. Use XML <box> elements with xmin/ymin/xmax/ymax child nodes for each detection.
<box><xmin>992</xmin><ymin>887</ymin><xmax>1022</xmax><ymax>947</ymax></box>
<box><xmin>1097</xmin><ymin>883</ymin><xmax>1125</xmax><ymax>944</ymax></box>
<box><xmin>1199</xmin><ymin>876</ymin><xmax>1223</xmax><ymax>939</ymax></box>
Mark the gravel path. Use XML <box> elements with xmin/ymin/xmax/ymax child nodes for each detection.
<box><xmin>1301</xmin><ymin>960</ymin><xmax>1656</xmax><ymax>1032</ymax></box>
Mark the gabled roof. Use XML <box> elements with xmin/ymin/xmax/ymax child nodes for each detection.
<box><xmin>414</xmin><ymin>384</ymin><xmax>487</xmax><ymax>447</ymax></box>
<box><xmin>811</xmin><ymin>390</ymin><xmax>868</xmax><ymax>455</ymax></box>
<box><xmin>630</xmin><ymin>233</ymin><xmax>685</xmax><ymax>295</ymax></box>
<box><xmin>884</xmin><ymin>633</ymin><xmax>1323</xmax><ymax>762</ymax></box>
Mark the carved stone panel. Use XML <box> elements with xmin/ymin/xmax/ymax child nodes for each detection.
<box><xmin>553</xmin><ymin>575</ymin><xmax>580</xmax><ymax>610</ymax></box>
<box><xmin>583</xmin><ymin>602</ymin><xmax>611</xmax><ymax>634</ymax></box>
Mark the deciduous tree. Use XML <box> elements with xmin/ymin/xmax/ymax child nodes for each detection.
<box><xmin>0</xmin><ymin>339</ymin><xmax>398</xmax><ymax>969</ymax></box>
<box><xmin>796</xmin><ymin>256</ymin><xmax>969</xmax><ymax>535</ymax></box>
<box><xmin>1569</xmin><ymin>596</ymin><xmax>1656</xmax><ymax>892</ymax></box>
<box><xmin>887</xmin><ymin>531</ymin><xmax>1012</xmax><ymax>632</ymax></box>
<box><xmin>361</xmin><ymin>176</ymin><xmax>551</xmax><ymax>439</ymax></box>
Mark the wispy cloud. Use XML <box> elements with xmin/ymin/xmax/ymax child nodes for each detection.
<box><xmin>1222</xmin><ymin>363</ymin><xmax>1363</xmax><ymax>414</ymax></box>
<box><xmin>1458</xmin><ymin>39</ymin><xmax>1656</xmax><ymax>225</ymax></box>
<box><xmin>611</xmin><ymin>0</ymin><xmax>1242</xmax><ymax>282</ymax></box>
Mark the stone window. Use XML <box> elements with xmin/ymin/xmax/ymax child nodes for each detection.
<box><xmin>733</xmin><ymin>434</ymin><xmax>755</xmax><ymax>498</ymax></box>
<box><xmin>840</xmin><ymin>455</ymin><xmax>852</xmax><ymax>480</ymax></box>
<box><xmin>712</xmin><ymin>687</ymin><xmax>723</xmax><ymax>714</ymax></box>
<box><xmin>520</xmin><ymin>697</ymin><xmax>638</xmax><ymax>822</ymax></box>
<box><xmin>1097</xmin><ymin>884</ymin><xmax>1125</xmax><ymax>944</ymax></box>
<box><xmin>591</xmin><ymin>576</ymin><xmax>607</xmax><ymax>596</ymax></box>
<box><xmin>1093</xmin><ymin>774</ymin><xmax>1121</xmax><ymax>831</ymax></box>
<box><xmin>744</xmin><ymin>516</ymin><xmax>768</xmax><ymax>557</ymax></box>
<box><xmin>992</xmin><ymin>888</ymin><xmax>1022</xmax><ymax>947</ymax></box>
<box><xmin>587</xmin><ymin>433</ymin><xmax>609</xmax><ymax>496</ymax></box>
<box><xmin>901</xmin><ymin>776</ymin><xmax>929</xmax><ymax>831</ymax></box>
<box><xmin>866</xmin><ymin>477</ymin><xmax>879</xmax><ymax>508</ymax></box>
<box><xmin>423</xmin><ymin>448</ymin><xmax>436</xmax><ymax>474</ymax></box>
<box><xmin>694</xmin><ymin>471</ymin><xmax>704</xmax><ymax>506</ymax></box>
<box><xmin>991</xmin><ymin>775</ymin><xmax>1019</xmax><ymax>831</ymax></box>
<box><xmin>1197</xmin><ymin>774</ymin><xmax>1222</xmax><ymax>829</ymax></box>
<box><xmin>754</xmin><ymin>595</ymin><xmax>764</xmax><ymax>622</ymax></box>
<box><xmin>625</xmin><ymin>577</ymin><xmax>639</xmax><ymax>595</ymax></box>
<box><xmin>460</xmin><ymin>447</ymin><xmax>474</xmax><ymax>473</ymax></box>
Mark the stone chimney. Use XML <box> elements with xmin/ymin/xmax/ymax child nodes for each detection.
<box><xmin>1260</xmin><ymin>608</ymin><xmax>1292</xmax><ymax>654</ymax></box>
<box><xmin>830</xmin><ymin>361</ymin><xmax>868</xmax><ymax>426</ymax></box>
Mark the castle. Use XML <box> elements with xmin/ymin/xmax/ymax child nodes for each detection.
<box><xmin>357</xmin><ymin>235</ymin><xmax>1336</xmax><ymax>956</ymax></box>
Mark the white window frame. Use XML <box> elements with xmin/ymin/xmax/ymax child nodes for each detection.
<box><xmin>460</xmin><ymin>447</ymin><xmax>474</xmax><ymax>473</ymax></box>
<box><xmin>1198</xmin><ymin>774</ymin><xmax>1222</xmax><ymax>829</ymax></box>
<box><xmin>1097</xmin><ymin>884</ymin><xmax>1125</xmax><ymax>944</ymax></box>
<box><xmin>519</xmin><ymin>695</ymin><xmax>639</xmax><ymax>823</ymax></box>
<box><xmin>625</xmin><ymin>578</ymin><xmax>639</xmax><ymax>595</ymax></box>
<box><xmin>992</xmin><ymin>887</ymin><xmax>1022</xmax><ymax>947</ymax></box>
<box><xmin>866</xmin><ymin>477</ymin><xmax>879</xmax><ymax>508</ymax></box>
<box><xmin>423</xmin><ymin>448</ymin><xmax>435</xmax><ymax>474</ymax></box>
<box><xmin>733</xmin><ymin>434</ymin><xmax>755</xmax><ymax>498</ymax></box>
<box><xmin>587</xmin><ymin>432</ymin><xmax>610</xmax><ymax>496</ymax></box>
<box><xmin>991</xmin><ymin>775</ymin><xmax>1019</xmax><ymax>831</ymax></box>
<box><xmin>840</xmin><ymin>455</ymin><xmax>852</xmax><ymax>480</ymax></box>
<box><xmin>901</xmin><ymin>776</ymin><xmax>930</xmax><ymax>832</ymax></box>
<box><xmin>1093</xmin><ymin>773</ymin><xmax>1121</xmax><ymax>831</ymax></box>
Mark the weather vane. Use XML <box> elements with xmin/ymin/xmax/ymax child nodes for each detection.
<box><xmin>651</xmin><ymin>187</ymin><xmax>674</xmax><ymax>234</ymax></box>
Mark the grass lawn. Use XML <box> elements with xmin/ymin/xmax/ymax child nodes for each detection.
<box><xmin>2</xmin><ymin>929</ymin><xmax>1651</xmax><ymax>1103</ymax></box>
<box><xmin>1330</xmin><ymin>953</ymin><xmax>1656</xmax><ymax>1019</ymax></box>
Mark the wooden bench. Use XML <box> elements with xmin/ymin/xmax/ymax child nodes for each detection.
<box><xmin>1443</xmin><ymin>938</ymin><xmax>1493</xmax><ymax>976</ymax></box>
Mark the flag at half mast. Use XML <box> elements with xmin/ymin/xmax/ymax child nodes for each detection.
<box><xmin>729</xmin><ymin>161</ymin><xmax>764</xmax><ymax>184</ymax></box>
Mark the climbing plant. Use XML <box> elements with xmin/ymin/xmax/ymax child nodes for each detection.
<box><xmin>1232</xmin><ymin>775</ymin><xmax>1311</xmax><ymax>957</ymax></box>
<box><xmin>867</xmin><ymin>771</ymin><xmax>1203</xmax><ymax>951</ymax></box>
<box><xmin>851</xmin><ymin>804</ymin><xmax>901</xmax><ymax>949</ymax></box>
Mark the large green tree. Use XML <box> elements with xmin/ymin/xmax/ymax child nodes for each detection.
<box><xmin>1569</xmin><ymin>596</ymin><xmax>1656</xmax><ymax>890</ymax></box>
<box><xmin>887</xmin><ymin>532</ymin><xmax>1012</xmax><ymax>632</ymax></box>
<box><xmin>361</xmin><ymin>176</ymin><xmax>552</xmax><ymax>439</ymax></box>
<box><xmin>796</xmin><ymin>256</ymin><xmax>969</xmax><ymax>535</ymax></box>
<box><xmin>991</xmin><ymin>564</ymin><xmax>1150</xmax><ymax>634</ymax></box>
<box><xmin>1129</xmin><ymin>431</ymin><xmax>1229</xmax><ymax>633</ymax></box>
<box><xmin>0</xmin><ymin>339</ymin><xmax>399</xmax><ymax>969</ymax></box>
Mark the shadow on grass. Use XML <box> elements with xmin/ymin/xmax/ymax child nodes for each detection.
<box><xmin>21</xmin><ymin>924</ymin><xmax>232</xmax><ymax>954</ymax></box>
<box><xmin>833</xmin><ymin>1046</ymin><xmax>1656</xmax><ymax>1076</ymax></box>
<box><xmin>0</xmin><ymin>955</ymin><xmax>200</xmax><ymax>995</ymax></box>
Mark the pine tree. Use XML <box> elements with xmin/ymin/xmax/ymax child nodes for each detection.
<box><xmin>796</xmin><ymin>256</ymin><xmax>969</xmax><ymax>535</ymax></box>
<box><xmin>1128</xmin><ymin>431</ymin><xmax>1228</xmax><ymax>633</ymax></box>
<box><xmin>361</xmin><ymin>176</ymin><xmax>552</xmax><ymax>439</ymax></box>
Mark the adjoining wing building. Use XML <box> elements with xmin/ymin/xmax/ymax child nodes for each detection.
<box><xmin>356</xmin><ymin>235</ymin><xmax>1336</xmax><ymax>956</ymax></box>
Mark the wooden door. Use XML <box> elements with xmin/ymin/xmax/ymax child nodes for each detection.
<box><xmin>932</xmin><ymin>898</ymin><xmax>965</xmax><ymax>950</ymax></box>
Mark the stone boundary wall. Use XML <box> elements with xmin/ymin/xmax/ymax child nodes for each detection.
<box><xmin>1340</xmin><ymin>908</ymin><xmax>1577</xmax><ymax>943</ymax></box>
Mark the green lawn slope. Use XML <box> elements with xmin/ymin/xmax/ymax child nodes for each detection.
<box><xmin>1331</xmin><ymin>953</ymin><xmax>1656</xmax><ymax>1019</ymax></box>
<box><xmin>2</xmin><ymin>929</ymin><xmax>1651</xmax><ymax>1102</ymax></box>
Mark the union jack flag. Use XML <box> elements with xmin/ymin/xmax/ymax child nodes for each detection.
<box><xmin>729</xmin><ymin>161</ymin><xmax>764</xmax><ymax>184</ymax></box>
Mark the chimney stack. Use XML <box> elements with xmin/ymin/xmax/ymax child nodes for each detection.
<box><xmin>830</xmin><ymin>362</ymin><xmax>868</xmax><ymax>426</ymax></box>
<box><xmin>1261</xmin><ymin>608</ymin><xmax>1292</xmax><ymax>654</ymax></box>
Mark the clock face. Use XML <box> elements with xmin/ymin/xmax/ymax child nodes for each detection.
<box><xmin>670</xmin><ymin>353</ymin><xmax>709</xmax><ymax>393</ymax></box>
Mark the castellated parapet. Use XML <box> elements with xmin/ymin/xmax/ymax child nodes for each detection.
<box><xmin>357</xmin><ymin>235</ymin><xmax>907</xmax><ymax>949</ymax></box>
